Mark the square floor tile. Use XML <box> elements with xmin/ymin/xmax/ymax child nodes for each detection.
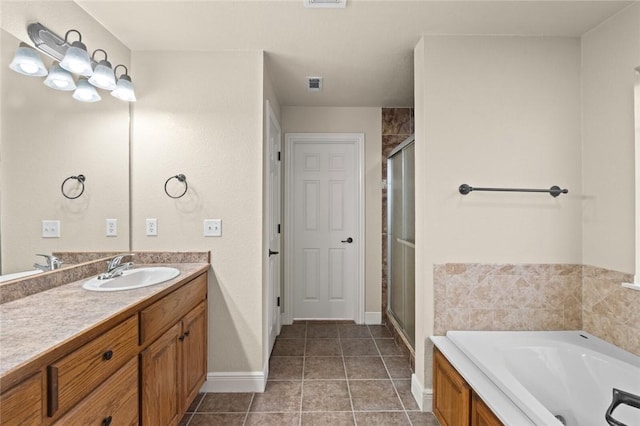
<box><xmin>338</xmin><ymin>324</ymin><xmax>372</xmax><ymax>338</ymax></box>
<box><xmin>302</xmin><ymin>380</ymin><xmax>352</xmax><ymax>411</ymax></box>
<box><xmin>341</xmin><ymin>338</ymin><xmax>379</xmax><ymax>356</ymax></box>
<box><xmin>344</xmin><ymin>357</ymin><xmax>389</xmax><ymax>380</ymax></box>
<box><xmin>269</xmin><ymin>356</ymin><xmax>303</xmax><ymax>380</ymax></box>
<box><xmin>349</xmin><ymin>380</ymin><xmax>403</xmax><ymax>411</ymax></box>
<box><xmin>245</xmin><ymin>412</ymin><xmax>300</xmax><ymax>425</ymax></box>
<box><xmin>368</xmin><ymin>325</ymin><xmax>392</xmax><ymax>337</ymax></box>
<box><xmin>307</xmin><ymin>323</ymin><xmax>338</xmax><ymax>338</ymax></box>
<box><xmin>188</xmin><ymin>413</ymin><xmax>246</xmax><ymax>425</ymax></box>
<box><xmin>354</xmin><ymin>411</ymin><xmax>411</xmax><ymax>425</ymax></box>
<box><xmin>197</xmin><ymin>392</ymin><xmax>253</xmax><ymax>412</ymax></box>
<box><xmin>279</xmin><ymin>324</ymin><xmax>306</xmax><ymax>338</ymax></box>
<box><xmin>306</xmin><ymin>338</ymin><xmax>341</xmax><ymax>356</ymax></box>
<box><xmin>393</xmin><ymin>380</ymin><xmax>420</xmax><ymax>411</ymax></box>
<box><xmin>272</xmin><ymin>338</ymin><xmax>305</xmax><ymax>356</ymax></box>
<box><xmin>407</xmin><ymin>411</ymin><xmax>441</xmax><ymax>425</ymax></box>
<box><xmin>375</xmin><ymin>338</ymin><xmax>405</xmax><ymax>355</ymax></box>
<box><xmin>250</xmin><ymin>381</ymin><xmax>302</xmax><ymax>412</ymax></box>
<box><xmin>304</xmin><ymin>356</ymin><xmax>346</xmax><ymax>380</ymax></box>
<box><xmin>301</xmin><ymin>412</ymin><xmax>355</xmax><ymax>425</ymax></box>
<box><xmin>186</xmin><ymin>393</ymin><xmax>204</xmax><ymax>412</ymax></box>
<box><xmin>383</xmin><ymin>356</ymin><xmax>413</xmax><ymax>379</ymax></box>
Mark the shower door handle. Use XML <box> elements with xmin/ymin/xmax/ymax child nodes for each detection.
<box><xmin>341</xmin><ymin>237</ymin><xmax>353</xmax><ymax>243</ymax></box>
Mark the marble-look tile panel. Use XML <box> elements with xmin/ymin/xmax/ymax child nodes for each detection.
<box><xmin>434</xmin><ymin>263</ymin><xmax>582</xmax><ymax>335</ymax></box>
<box><xmin>582</xmin><ymin>265</ymin><xmax>639</xmax><ymax>356</ymax></box>
<box><xmin>382</xmin><ymin>108</ymin><xmax>413</xmax><ymax>136</ymax></box>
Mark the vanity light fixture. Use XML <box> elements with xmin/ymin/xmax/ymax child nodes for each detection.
<box><xmin>73</xmin><ymin>78</ymin><xmax>101</xmax><ymax>102</ymax></box>
<box><xmin>9</xmin><ymin>42</ymin><xmax>48</xmax><ymax>76</ymax></box>
<box><xmin>111</xmin><ymin>65</ymin><xmax>136</xmax><ymax>102</ymax></box>
<box><xmin>43</xmin><ymin>62</ymin><xmax>76</xmax><ymax>91</ymax></box>
<box><xmin>59</xmin><ymin>29</ymin><xmax>93</xmax><ymax>77</ymax></box>
<box><xmin>88</xmin><ymin>49</ymin><xmax>116</xmax><ymax>90</ymax></box>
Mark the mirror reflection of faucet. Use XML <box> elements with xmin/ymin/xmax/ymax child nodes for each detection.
<box><xmin>98</xmin><ymin>253</ymin><xmax>135</xmax><ymax>280</ymax></box>
<box><xmin>33</xmin><ymin>254</ymin><xmax>63</xmax><ymax>271</ymax></box>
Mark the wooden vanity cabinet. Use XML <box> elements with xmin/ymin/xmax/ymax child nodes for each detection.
<box><xmin>140</xmin><ymin>275</ymin><xmax>207</xmax><ymax>426</ymax></box>
<box><xmin>0</xmin><ymin>372</ymin><xmax>45</xmax><ymax>425</ymax></box>
<box><xmin>433</xmin><ymin>348</ymin><xmax>503</xmax><ymax>426</ymax></box>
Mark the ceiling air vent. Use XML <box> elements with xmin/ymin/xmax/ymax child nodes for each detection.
<box><xmin>307</xmin><ymin>76</ymin><xmax>323</xmax><ymax>92</ymax></box>
<box><xmin>304</xmin><ymin>0</ymin><xmax>346</xmax><ymax>9</ymax></box>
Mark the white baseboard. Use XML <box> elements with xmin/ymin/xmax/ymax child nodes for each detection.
<box><xmin>201</xmin><ymin>371</ymin><xmax>266</xmax><ymax>393</ymax></box>
<box><xmin>365</xmin><ymin>312</ymin><xmax>381</xmax><ymax>324</ymax></box>
<box><xmin>411</xmin><ymin>374</ymin><xmax>433</xmax><ymax>412</ymax></box>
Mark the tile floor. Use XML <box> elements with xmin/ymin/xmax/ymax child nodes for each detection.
<box><xmin>180</xmin><ymin>322</ymin><xmax>440</xmax><ymax>425</ymax></box>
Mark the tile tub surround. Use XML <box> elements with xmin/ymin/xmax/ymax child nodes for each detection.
<box><xmin>434</xmin><ymin>263</ymin><xmax>583</xmax><ymax>335</ymax></box>
<box><xmin>180</xmin><ymin>321</ymin><xmax>439</xmax><ymax>426</ymax></box>
<box><xmin>0</xmin><ymin>251</ymin><xmax>210</xmax><ymax>304</ymax></box>
<box><xmin>582</xmin><ymin>265</ymin><xmax>640</xmax><ymax>355</ymax></box>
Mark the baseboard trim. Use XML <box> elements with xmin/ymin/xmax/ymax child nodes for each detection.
<box><xmin>365</xmin><ymin>312</ymin><xmax>381</xmax><ymax>324</ymax></box>
<box><xmin>201</xmin><ymin>371</ymin><xmax>266</xmax><ymax>393</ymax></box>
<box><xmin>411</xmin><ymin>374</ymin><xmax>433</xmax><ymax>412</ymax></box>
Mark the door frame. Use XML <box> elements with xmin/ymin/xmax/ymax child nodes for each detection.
<box><xmin>283</xmin><ymin>133</ymin><xmax>365</xmax><ymax>324</ymax></box>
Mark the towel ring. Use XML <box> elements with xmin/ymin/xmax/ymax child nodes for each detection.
<box><xmin>61</xmin><ymin>174</ymin><xmax>86</xmax><ymax>199</ymax></box>
<box><xmin>164</xmin><ymin>174</ymin><xmax>188</xmax><ymax>199</ymax></box>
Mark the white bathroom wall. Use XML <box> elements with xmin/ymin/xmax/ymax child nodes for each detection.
<box><xmin>581</xmin><ymin>3</ymin><xmax>640</xmax><ymax>275</ymax></box>
<box><xmin>131</xmin><ymin>50</ymin><xmax>265</xmax><ymax>375</ymax></box>
<box><xmin>281</xmin><ymin>106</ymin><xmax>383</xmax><ymax>319</ymax></box>
<box><xmin>413</xmin><ymin>35</ymin><xmax>582</xmax><ymax>394</ymax></box>
<box><xmin>0</xmin><ymin>2</ymin><xmax>130</xmax><ymax>273</ymax></box>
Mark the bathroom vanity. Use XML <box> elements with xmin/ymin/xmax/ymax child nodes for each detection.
<box><xmin>0</xmin><ymin>262</ymin><xmax>208</xmax><ymax>426</ymax></box>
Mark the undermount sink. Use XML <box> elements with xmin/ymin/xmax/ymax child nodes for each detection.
<box><xmin>82</xmin><ymin>267</ymin><xmax>180</xmax><ymax>292</ymax></box>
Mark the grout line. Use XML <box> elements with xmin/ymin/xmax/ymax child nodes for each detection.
<box><xmin>241</xmin><ymin>393</ymin><xmax>255</xmax><ymax>426</ymax></box>
<box><xmin>373</xmin><ymin>335</ymin><xmax>413</xmax><ymax>425</ymax></box>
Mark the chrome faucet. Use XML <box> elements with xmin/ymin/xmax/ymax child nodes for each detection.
<box><xmin>34</xmin><ymin>254</ymin><xmax>63</xmax><ymax>271</ymax></box>
<box><xmin>98</xmin><ymin>253</ymin><xmax>135</xmax><ymax>280</ymax></box>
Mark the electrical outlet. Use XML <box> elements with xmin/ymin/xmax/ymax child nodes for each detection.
<box><xmin>146</xmin><ymin>218</ymin><xmax>158</xmax><ymax>236</ymax></box>
<box><xmin>106</xmin><ymin>219</ymin><xmax>117</xmax><ymax>237</ymax></box>
<box><xmin>42</xmin><ymin>220</ymin><xmax>60</xmax><ymax>238</ymax></box>
<box><xmin>204</xmin><ymin>219</ymin><xmax>222</xmax><ymax>237</ymax></box>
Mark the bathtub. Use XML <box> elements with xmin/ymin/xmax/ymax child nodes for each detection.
<box><xmin>446</xmin><ymin>331</ymin><xmax>640</xmax><ymax>426</ymax></box>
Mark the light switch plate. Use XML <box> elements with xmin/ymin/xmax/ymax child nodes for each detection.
<box><xmin>204</xmin><ymin>219</ymin><xmax>222</xmax><ymax>237</ymax></box>
<box><xmin>42</xmin><ymin>220</ymin><xmax>60</xmax><ymax>238</ymax></box>
<box><xmin>146</xmin><ymin>218</ymin><xmax>158</xmax><ymax>236</ymax></box>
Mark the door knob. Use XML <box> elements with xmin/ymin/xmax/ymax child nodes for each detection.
<box><xmin>269</xmin><ymin>249</ymin><xmax>279</xmax><ymax>256</ymax></box>
<box><xmin>341</xmin><ymin>237</ymin><xmax>353</xmax><ymax>243</ymax></box>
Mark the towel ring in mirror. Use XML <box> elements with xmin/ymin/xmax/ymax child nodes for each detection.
<box><xmin>164</xmin><ymin>174</ymin><xmax>188</xmax><ymax>199</ymax></box>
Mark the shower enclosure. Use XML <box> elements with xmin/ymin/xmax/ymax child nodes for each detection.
<box><xmin>387</xmin><ymin>135</ymin><xmax>415</xmax><ymax>348</ymax></box>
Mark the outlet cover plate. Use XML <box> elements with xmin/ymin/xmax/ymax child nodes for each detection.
<box><xmin>204</xmin><ymin>219</ymin><xmax>222</xmax><ymax>237</ymax></box>
<box><xmin>42</xmin><ymin>220</ymin><xmax>60</xmax><ymax>238</ymax></box>
<box><xmin>106</xmin><ymin>219</ymin><xmax>117</xmax><ymax>237</ymax></box>
<box><xmin>146</xmin><ymin>218</ymin><xmax>158</xmax><ymax>236</ymax></box>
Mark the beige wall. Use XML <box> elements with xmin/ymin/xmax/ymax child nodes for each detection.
<box><xmin>1</xmin><ymin>2</ymin><xmax>130</xmax><ymax>274</ymax></box>
<box><xmin>131</xmin><ymin>50</ymin><xmax>265</xmax><ymax>373</ymax></box>
<box><xmin>281</xmin><ymin>106</ymin><xmax>382</xmax><ymax>316</ymax></box>
<box><xmin>414</xmin><ymin>35</ymin><xmax>582</xmax><ymax>391</ymax></box>
<box><xmin>582</xmin><ymin>3</ymin><xmax>640</xmax><ymax>275</ymax></box>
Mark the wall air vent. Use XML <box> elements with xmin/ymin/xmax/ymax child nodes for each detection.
<box><xmin>304</xmin><ymin>0</ymin><xmax>346</xmax><ymax>9</ymax></box>
<box><xmin>307</xmin><ymin>76</ymin><xmax>323</xmax><ymax>92</ymax></box>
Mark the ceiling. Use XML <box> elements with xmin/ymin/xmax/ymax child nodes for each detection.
<box><xmin>76</xmin><ymin>0</ymin><xmax>633</xmax><ymax>107</ymax></box>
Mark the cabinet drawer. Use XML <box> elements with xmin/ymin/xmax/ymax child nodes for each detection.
<box><xmin>0</xmin><ymin>372</ymin><xmax>44</xmax><ymax>425</ymax></box>
<box><xmin>53</xmin><ymin>357</ymin><xmax>138</xmax><ymax>426</ymax></box>
<box><xmin>48</xmin><ymin>315</ymin><xmax>138</xmax><ymax>417</ymax></box>
<box><xmin>140</xmin><ymin>273</ymin><xmax>207</xmax><ymax>345</ymax></box>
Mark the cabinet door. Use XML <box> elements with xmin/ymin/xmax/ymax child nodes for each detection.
<box><xmin>181</xmin><ymin>301</ymin><xmax>207</xmax><ymax>411</ymax></box>
<box><xmin>0</xmin><ymin>372</ymin><xmax>44</xmax><ymax>425</ymax></box>
<box><xmin>472</xmin><ymin>392</ymin><xmax>503</xmax><ymax>426</ymax></box>
<box><xmin>433</xmin><ymin>349</ymin><xmax>471</xmax><ymax>426</ymax></box>
<box><xmin>141</xmin><ymin>322</ymin><xmax>181</xmax><ymax>426</ymax></box>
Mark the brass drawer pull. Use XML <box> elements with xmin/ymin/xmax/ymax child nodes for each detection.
<box><xmin>103</xmin><ymin>350</ymin><xmax>113</xmax><ymax>361</ymax></box>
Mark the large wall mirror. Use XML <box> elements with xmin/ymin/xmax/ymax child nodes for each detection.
<box><xmin>0</xmin><ymin>27</ymin><xmax>130</xmax><ymax>275</ymax></box>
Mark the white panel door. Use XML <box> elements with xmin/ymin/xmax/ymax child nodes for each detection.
<box><xmin>290</xmin><ymin>138</ymin><xmax>358</xmax><ymax>320</ymax></box>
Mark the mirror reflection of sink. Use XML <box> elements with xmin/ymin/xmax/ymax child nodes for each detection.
<box><xmin>82</xmin><ymin>267</ymin><xmax>180</xmax><ymax>292</ymax></box>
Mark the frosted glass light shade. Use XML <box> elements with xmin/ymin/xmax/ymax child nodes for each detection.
<box><xmin>88</xmin><ymin>60</ymin><xmax>116</xmax><ymax>90</ymax></box>
<box><xmin>111</xmin><ymin>75</ymin><xmax>136</xmax><ymax>102</ymax></box>
<box><xmin>60</xmin><ymin>41</ymin><xmax>92</xmax><ymax>77</ymax></box>
<box><xmin>44</xmin><ymin>62</ymin><xmax>76</xmax><ymax>91</ymax></box>
<box><xmin>9</xmin><ymin>43</ymin><xmax>48</xmax><ymax>77</ymax></box>
<box><xmin>73</xmin><ymin>78</ymin><xmax>101</xmax><ymax>102</ymax></box>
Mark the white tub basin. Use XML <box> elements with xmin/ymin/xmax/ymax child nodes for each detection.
<box><xmin>82</xmin><ymin>267</ymin><xmax>180</xmax><ymax>292</ymax></box>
